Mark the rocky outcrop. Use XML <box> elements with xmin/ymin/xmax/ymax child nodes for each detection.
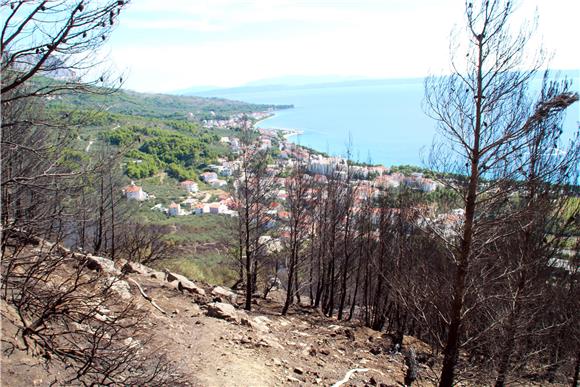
<box><xmin>121</xmin><ymin>261</ymin><xmax>150</xmax><ymax>275</ymax></box>
<box><xmin>106</xmin><ymin>277</ymin><xmax>132</xmax><ymax>300</ymax></box>
<box><xmin>206</xmin><ymin>302</ymin><xmax>238</xmax><ymax>322</ymax></box>
<box><xmin>211</xmin><ymin>286</ymin><xmax>238</xmax><ymax>304</ymax></box>
<box><xmin>240</xmin><ymin>315</ymin><xmax>271</xmax><ymax>334</ymax></box>
<box><xmin>85</xmin><ymin>254</ymin><xmax>121</xmax><ymax>275</ymax></box>
<box><xmin>164</xmin><ymin>270</ymin><xmax>206</xmax><ymax>295</ymax></box>
<box><xmin>122</xmin><ymin>261</ymin><xmax>165</xmax><ymax>281</ymax></box>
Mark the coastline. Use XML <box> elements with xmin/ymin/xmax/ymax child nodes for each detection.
<box><xmin>254</xmin><ymin>111</ymin><xmax>304</xmax><ymax>140</ymax></box>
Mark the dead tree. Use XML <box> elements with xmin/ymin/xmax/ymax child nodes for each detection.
<box><xmin>1</xmin><ymin>238</ymin><xmax>184</xmax><ymax>385</ymax></box>
<box><xmin>424</xmin><ymin>1</ymin><xmax>578</xmax><ymax>385</ymax></box>
<box><xmin>281</xmin><ymin>162</ymin><xmax>312</xmax><ymax>314</ymax></box>
<box><xmin>489</xmin><ymin>76</ymin><xmax>579</xmax><ymax>387</ymax></box>
<box><xmin>1</xmin><ymin>0</ymin><xmax>129</xmax><ymax>252</ymax></box>
<box><xmin>0</xmin><ymin>2</ymin><xmax>186</xmax><ymax>383</ymax></box>
<box><xmin>337</xmin><ymin>159</ymin><xmax>358</xmax><ymax>320</ymax></box>
<box><xmin>232</xmin><ymin>123</ymin><xmax>277</xmax><ymax>311</ymax></box>
<box><xmin>116</xmin><ymin>222</ymin><xmax>178</xmax><ymax>265</ymax></box>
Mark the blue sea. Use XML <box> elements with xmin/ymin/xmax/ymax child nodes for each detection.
<box><xmin>200</xmin><ymin>75</ymin><xmax>580</xmax><ymax>167</ymax></box>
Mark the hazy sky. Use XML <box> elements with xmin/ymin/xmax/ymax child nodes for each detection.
<box><xmin>105</xmin><ymin>0</ymin><xmax>580</xmax><ymax>93</ymax></box>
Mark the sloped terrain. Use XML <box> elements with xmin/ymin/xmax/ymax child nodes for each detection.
<box><xmin>4</xmin><ymin>244</ymin><xmax>570</xmax><ymax>386</ymax></box>
<box><xmin>1</xmin><ymin>244</ymin><xmax>435</xmax><ymax>386</ymax></box>
<box><xmin>119</xmin><ymin>268</ymin><xmax>427</xmax><ymax>386</ymax></box>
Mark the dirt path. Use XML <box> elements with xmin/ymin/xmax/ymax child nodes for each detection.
<box><xmin>1</xmin><ymin>259</ymin><xmax>432</xmax><ymax>386</ymax></box>
<box><xmin>132</xmin><ymin>273</ymin><xmax>422</xmax><ymax>386</ymax></box>
<box><xmin>133</xmin><ymin>275</ymin><xmax>279</xmax><ymax>386</ymax></box>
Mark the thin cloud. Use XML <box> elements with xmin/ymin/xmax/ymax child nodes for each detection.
<box><xmin>111</xmin><ymin>0</ymin><xmax>579</xmax><ymax>92</ymax></box>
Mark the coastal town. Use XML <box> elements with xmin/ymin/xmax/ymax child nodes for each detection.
<box><xmin>121</xmin><ymin>114</ymin><xmax>464</xmax><ymax>239</ymax></box>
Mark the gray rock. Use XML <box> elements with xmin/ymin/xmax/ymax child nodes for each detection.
<box><xmin>189</xmin><ymin>303</ymin><xmax>202</xmax><ymax>317</ymax></box>
<box><xmin>239</xmin><ymin>313</ymin><xmax>271</xmax><ymax>333</ymax></box>
<box><xmin>85</xmin><ymin>255</ymin><xmax>121</xmax><ymax>275</ymax></box>
<box><xmin>211</xmin><ymin>286</ymin><xmax>238</xmax><ymax>304</ymax></box>
<box><xmin>121</xmin><ymin>261</ymin><xmax>150</xmax><ymax>275</ymax></box>
<box><xmin>256</xmin><ymin>336</ymin><xmax>283</xmax><ymax>349</ymax></box>
<box><xmin>106</xmin><ymin>277</ymin><xmax>132</xmax><ymax>300</ymax></box>
<box><xmin>165</xmin><ymin>270</ymin><xmax>206</xmax><ymax>295</ymax></box>
<box><xmin>206</xmin><ymin>302</ymin><xmax>238</xmax><ymax>322</ymax></box>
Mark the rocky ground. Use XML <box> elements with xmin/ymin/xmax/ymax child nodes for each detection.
<box><xmin>113</xmin><ymin>260</ymin><xmax>438</xmax><ymax>386</ymax></box>
<box><xmin>1</xmin><ymin>251</ymin><xmax>439</xmax><ymax>386</ymax></box>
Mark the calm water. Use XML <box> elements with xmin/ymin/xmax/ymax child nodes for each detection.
<box><xmin>202</xmin><ymin>76</ymin><xmax>580</xmax><ymax>167</ymax></box>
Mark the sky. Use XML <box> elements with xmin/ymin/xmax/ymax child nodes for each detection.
<box><xmin>104</xmin><ymin>0</ymin><xmax>580</xmax><ymax>93</ymax></box>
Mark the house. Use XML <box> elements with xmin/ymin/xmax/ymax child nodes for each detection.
<box><xmin>230</xmin><ymin>138</ymin><xmax>240</xmax><ymax>151</ymax></box>
<box><xmin>313</xmin><ymin>174</ymin><xmax>328</xmax><ymax>184</ymax></box>
<box><xmin>369</xmin><ymin>165</ymin><xmax>389</xmax><ymax>175</ymax></box>
<box><xmin>419</xmin><ymin>178</ymin><xmax>439</xmax><ymax>192</ymax></box>
<box><xmin>260</xmin><ymin>138</ymin><xmax>272</xmax><ymax>150</ymax></box>
<box><xmin>209</xmin><ymin>179</ymin><xmax>227</xmax><ymax>188</ymax></box>
<box><xmin>168</xmin><ymin>202</ymin><xmax>182</xmax><ymax>217</ymax></box>
<box><xmin>201</xmin><ymin>172</ymin><xmax>218</xmax><ymax>183</ymax></box>
<box><xmin>374</xmin><ymin>174</ymin><xmax>402</xmax><ymax>189</ymax></box>
<box><xmin>209</xmin><ymin>202</ymin><xmax>227</xmax><ymax>214</ymax></box>
<box><xmin>123</xmin><ymin>182</ymin><xmax>148</xmax><ymax>201</ymax></box>
<box><xmin>194</xmin><ymin>203</ymin><xmax>210</xmax><ymax>215</ymax></box>
<box><xmin>180</xmin><ymin>180</ymin><xmax>199</xmax><ymax>193</ymax></box>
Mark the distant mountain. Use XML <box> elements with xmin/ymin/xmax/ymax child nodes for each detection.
<box><xmin>12</xmin><ymin>54</ymin><xmax>76</xmax><ymax>80</ymax></box>
<box><xmin>173</xmin><ymin>75</ymin><xmax>366</xmax><ymax>96</ymax></box>
<box><xmin>186</xmin><ymin>77</ymin><xmax>426</xmax><ymax>98</ymax></box>
<box><xmin>173</xmin><ymin>85</ymin><xmax>223</xmax><ymax>95</ymax></box>
<box><xmin>180</xmin><ymin>69</ymin><xmax>580</xmax><ymax>99</ymax></box>
<box><xmin>243</xmin><ymin>75</ymin><xmax>367</xmax><ymax>87</ymax></box>
<box><xmin>47</xmin><ymin>83</ymin><xmax>289</xmax><ymax>120</ymax></box>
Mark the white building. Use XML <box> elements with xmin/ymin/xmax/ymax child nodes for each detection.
<box><xmin>201</xmin><ymin>172</ymin><xmax>218</xmax><ymax>183</ymax></box>
<box><xmin>209</xmin><ymin>179</ymin><xmax>227</xmax><ymax>188</ymax></box>
<box><xmin>180</xmin><ymin>180</ymin><xmax>199</xmax><ymax>193</ymax></box>
<box><xmin>124</xmin><ymin>183</ymin><xmax>148</xmax><ymax>201</ymax></box>
<box><xmin>194</xmin><ymin>203</ymin><xmax>210</xmax><ymax>215</ymax></box>
<box><xmin>168</xmin><ymin>202</ymin><xmax>183</xmax><ymax>216</ymax></box>
<box><xmin>209</xmin><ymin>202</ymin><xmax>228</xmax><ymax>214</ymax></box>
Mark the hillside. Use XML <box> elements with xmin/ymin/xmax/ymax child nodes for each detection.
<box><xmin>3</xmin><ymin>2</ymin><xmax>579</xmax><ymax>386</ymax></box>
<box><xmin>37</xmin><ymin>82</ymin><xmax>282</xmax><ymax>288</ymax></box>
<box><xmin>0</xmin><ymin>240</ymin><xmax>430</xmax><ymax>386</ymax></box>
<box><xmin>39</xmin><ymin>74</ymin><xmax>292</xmax><ymax>121</ymax></box>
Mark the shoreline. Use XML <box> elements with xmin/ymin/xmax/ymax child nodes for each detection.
<box><xmin>254</xmin><ymin>109</ymin><xmax>384</xmax><ymax>167</ymax></box>
<box><xmin>254</xmin><ymin>111</ymin><xmax>304</xmax><ymax>140</ymax></box>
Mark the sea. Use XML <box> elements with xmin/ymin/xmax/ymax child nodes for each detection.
<box><xmin>199</xmin><ymin>75</ymin><xmax>580</xmax><ymax>167</ymax></box>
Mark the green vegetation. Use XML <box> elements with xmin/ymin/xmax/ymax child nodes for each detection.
<box><xmin>298</xmin><ymin>145</ymin><xmax>329</xmax><ymax>158</ymax></box>
<box><xmin>389</xmin><ymin>164</ymin><xmax>432</xmax><ymax>175</ymax></box>
<box><xmin>347</xmin><ymin>159</ymin><xmax>380</xmax><ymax>167</ymax></box>
<box><xmin>41</xmin><ymin>81</ymin><xmax>276</xmax><ymax>285</ymax></box>
<box><xmin>82</xmin><ymin>108</ymin><xmax>228</xmax><ymax>180</ymax></box>
<box><xmin>136</xmin><ymin>210</ymin><xmax>237</xmax><ymax>285</ymax></box>
<box><xmin>125</xmin><ymin>150</ymin><xmax>160</xmax><ymax>179</ymax></box>
<box><xmin>162</xmin><ymin>254</ymin><xmax>237</xmax><ymax>286</ymax></box>
<box><xmin>48</xmin><ymin>82</ymin><xmax>287</xmax><ymax>120</ymax></box>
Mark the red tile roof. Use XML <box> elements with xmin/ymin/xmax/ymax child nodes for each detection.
<box><xmin>125</xmin><ymin>185</ymin><xmax>141</xmax><ymax>193</ymax></box>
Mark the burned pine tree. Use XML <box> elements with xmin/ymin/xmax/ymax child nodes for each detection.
<box><xmin>281</xmin><ymin>161</ymin><xmax>313</xmax><ymax>315</ymax></box>
<box><xmin>424</xmin><ymin>1</ymin><xmax>579</xmax><ymax>385</ymax></box>
<box><xmin>231</xmin><ymin>122</ymin><xmax>278</xmax><ymax>311</ymax></box>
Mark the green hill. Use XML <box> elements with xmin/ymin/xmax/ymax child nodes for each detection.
<box><xmin>50</xmin><ymin>85</ymin><xmax>289</xmax><ymax>120</ymax></box>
